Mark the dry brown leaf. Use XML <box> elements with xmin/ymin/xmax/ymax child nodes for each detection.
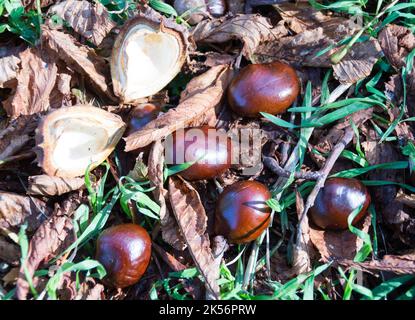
<box><xmin>0</xmin><ymin>236</ymin><xmax>20</xmax><ymax>265</ymax></box>
<box><xmin>168</xmin><ymin>175</ymin><xmax>219</xmax><ymax>299</ymax></box>
<box><xmin>362</xmin><ymin>141</ymin><xmax>415</xmax><ymax>246</ymax></box>
<box><xmin>340</xmin><ymin>251</ymin><xmax>415</xmax><ymax>275</ymax></box>
<box><xmin>16</xmin><ymin>196</ymin><xmax>80</xmax><ymax>299</ymax></box>
<box><xmin>192</xmin><ymin>14</ymin><xmax>287</xmax><ymax>61</ymax></box>
<box><xmin>27</xmin><ymin>175</ymin><xmax>85</xmax><ymax>196</ymax></box>
<box><xmin>309</xmin><ymin>214</ymin><xmax>372</xmax><ymax>262</ymax></box>
<box><xmin>125</xmin><ymin>65</ymin><xmax>231</xmax><ymax>151</ymax></box>
<box><xmin>2</xmin><ymin>267</ymin><xmax>19</xmax><ymax>286</ymax></box>
<box><xmin>333</xmin><ymin>39</ymin><xmax>382</xmax><ymax>84</ymax></box>
<box><xmin>255</xmin><ymin>27</ymin><xmax>335</xmax><ymax>67</ymax></box>
<box><xmin>3</xmin><ymin>47</ymin><xmax>57</xmax><ymax>118</ymax></box>
<box><xmin>148</xmin><ymin>141</ymin><xmax>186</xmax><ymax>250</ymax></box>
<box><xmin>0</xmin><ymin>45</ymin><xmax>25</xmax><ymax>88</ymax></box>
<box><xmin>50</xmin><ymin>0</ymin><xmax>116</xmax><ymax>46</ymax></box>
<box><xmin>291</xmin><ymin>191</ymin><xmax>312</xmax><ymax>275</ymax></box>
<box><xmin>0</xmin><ymin>115</ymin><xmax>37</xmax><ymax>161</ymax></box>
<box><xmin>0</xmin><ymin>192</ymin><xmax>51</xmax><ymax>234</ymax></box>
<box><xmin>56</xmin><ymin>274</ymin><xmax>104</xmax><ymax>300</ymax></box>
<box><xmin>276</xmin><ymin>2</ymin><xmax>356</xmax><ymax>35</ymax></box>
<box><xmin>49</xmin><ymin>73</ymin><xmax>73</xmax><ymax>109</ymax></box>
<box><xmin>379</xmin><ymin>24</ymin><xmax>415</xmax><ymax>69</ymax></box>
<box><xmin>41</xmin><ymin>26</ymin><xmax>115</xmax><ymax>101</ymax></box>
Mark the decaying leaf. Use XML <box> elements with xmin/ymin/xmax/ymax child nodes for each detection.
<box><xmin>340</xmin><ymin>251</ymin><xmax>415</xmax><ymax>275</ymax></box>
<box><xmin>0</xmin><ymin>115</ymin><xmax>37</xmax><ymax>161</ymax></box>
<box><xmin>27</xmin><ymin>175</ymin><xmax>85</xmax><ymax>196</ymax></box>
<box><xmin>0</xmin><ymin>192</ymin><xmax>51</xmax><ymax>234</ymax></box>
<box><xmin>309</xmin><ymin>214</ymin><xmax>372</xmax><ymax>262</ymax></box>
<box><xmin>49</xmin><ymin>0</ymin><xmax>116</xmax><ymax>46</ymax></box>
<box><xmin>16</xmin><ymin>196</ymin><xmax>80</xmax><ymax>300</ymax></box>
<box><xmin>168</xmin><ymin>175</ymin><xmax>219</xmax><ymax>299</ymax></box>
<box><xmin>192</xmin><ymin>14</ymin><xmax>287</xmax><ymax>61</ymax></box>
<box><xmin>125</xmin><ymin>65</ymin><xmax>231</xmax><ymax>151</ymax></box>
<box><xmin>56</xmin><ymin>274</ymin><xmax>105</xmax><ymax>300</ymax></box>
<box><xmin>3</xmin><ymin>47</ymin><xmax>57</xmax><ymax>118</ymax></box>
<box><xmin>41</xmin><ymin>26</ymin><xmax>115</xmax><ymax>101</ymax></box>
<box><xmin>379</xmin><ymin>24</ymin><xmax>415</xmax><ymax>69</ymax></box>
<box><xmin>0</xmin><ymin>236</ymin><xmax>20</xmax><ymax>265</ymax></box>
<box><xmin>291</xmin><ymin>191</ymin><xmax>312</xmax><ymax>275</ymax></box>
<box><xmin>0</xmin><ymin>45</ymin><xmax>25</xmax><ymax>88</ymax></box>
<box><xmin>332</xmin><ymin>39</ymin><xmax>382</xmax><ymax>84</ymax></box>
<box><xmin>148</xmin><ymin>141</ymin><xmax>186</xmax><ymax>250</ymax></box>
<box><xmin>276</xmin><ymin>2</ymin><xmax>357</xmax><ymax>35</ymax></box>
<box><xmin>255</xmin><ymin>27</ymin><xmax>336</xmax><ymax>67</ymax></box>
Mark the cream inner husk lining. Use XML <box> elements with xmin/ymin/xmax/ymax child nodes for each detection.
<box><xmin>117</xmin><ymin>23</ymin><xmax>181</xmax><ymax>100</ymax></box>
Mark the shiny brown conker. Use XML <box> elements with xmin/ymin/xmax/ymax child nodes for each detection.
<box><xmin>125</xmin><ymin>103</ymin><xmax>160</xmax><ymax>136</ymax></box>
<box><xmin>215</xmin><ymin>180</ymin><xmax>272</xmax><ymax>243</ymax></box>
<box><xmin>165</xmin><ymin>126</ymin><xmax>232</xmax><ymax>181</ymax></box>
<box><xmin>227</xmin><ymin>61</ymin><xmax>300</xmax><ymax>117</ymax></box>
<box><xmin>309</xmin><ymin>177</ymin><xmax>371</xmax><ymax>230</ymax></box>
<box><xmin>96</xmin><ymin>224</ymin><xmax>151</xmax><ymax>288</ymax></box>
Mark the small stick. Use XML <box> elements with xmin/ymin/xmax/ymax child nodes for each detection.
<box><xmin>263</xmin><ymin>156</ymin><xmax>320</xmax><ymax>180</ymax></box>
<box><xmin>298</xmin><ymin>127</ymin><xmax>355</xmax><ymax>227</ymax></box>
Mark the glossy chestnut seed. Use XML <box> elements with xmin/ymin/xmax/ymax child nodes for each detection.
<box><xmin>227</xmin><ymin>61</ymin><xmax>300</xmax><ymax>117</ymax></box>
<box><xmin>215</xmin><ymin>181</ymin><xmax>272</xmax><ymax>243</ymax></box>
<box><xmin>309</xmin><ymin>177</ymin><xmax>371</xmax><ymax>230</ymax></box>
<box><xmin>96</xmin><ymin>224</ymin><xmax>151</xmax><ymax>288</ymax></box>
<box><xmin>125</xmin><ymin>103</ymin><xmax>160</xmax><ymax>136</ymax></box>
<box><xmin>165</xmin><ymin>126</ymin><xmax>232</xmax><ymax>181</ymax></box>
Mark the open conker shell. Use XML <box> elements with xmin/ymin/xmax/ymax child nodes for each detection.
<box><xmin>35</xmin><ymin>105</ymin><xmax>125</xmax><ymax>178</ymax></box>
<box><xmin>111</xmin><ymin>12</ymin><xmax>188</xmax><ymax>103</ymax></box>
<box><xmin>227</xmin><ymin>61</ymin><xmax>300</xmax><ymax>117</ymax></box>
<box><xmin>96</xmin><ymin>224</ymin><xmax>151</xmax><ymax>288</ymax></box>
<box><xmin>309</xmin><ymin>177</ymin><xmax>371</xmax><ymax>230</ymax></box>
<box><xmin>215</xmin><ymin>180</ymin><xmax>272</xmax><ymax>243</ymax></box>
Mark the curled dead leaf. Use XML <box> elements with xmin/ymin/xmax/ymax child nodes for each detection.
<box><xmin>168</xmin><ymin>175</ymin><xmax>219</xmax><ymax>299</ymax></box>
<box><xmin>125</xmin><ymin>65</ymin><xmax>231</xmax><ymax>152</ymax></box>
<box><xmin>0</xmin><ymin>236</ymin><xmax>20</xmax><ymax>265</ymax></box>
<box><xmin>41</xmin><ymin>26</ymin><xmax>115</xmax><ymax>101</ymax></box>
<box><xmin>192</xmin><ymin>14</ymin><xmax>287</xmax><ymax>61</ymax></box>
<box><xmin>291</xmin><ymin>191</ymin><xmax>312</xmax><ymax>275</ymax></box>
<box><xmin>379</xmin><ymin>24</ymin><xmax>415</xmax><ymax>69</ymax></box>
<box><xmin>49</xmin><ymin>0</ymin><xmax>116</xmax><ymax>47</ymax></box>
<box><xmin>148</xmin><ymin>140</ymin><xmax>186</xmax><ymax>250</ymax></box>
<box><xmin>340</xmin><ymin>251</ymin><xmax>415</xmax><ymax>275</ymax></box>
<box><xmin>3</xmin><ymin>47</ymin><xmax>57</xmax><ymax>118</ymax></box>
<box><xmin>0</xmin><ymin>45</ymin><xmax>25</xmax><ymax>88</ymax></box>
<box><xmin>27</xmin><ymin>175</ymin><xmax>85</xmax><ymax>196</ymax></box>
<box><xmin>16</xmin><ymin>196</ymin><xmax>80</xmax><ymax>300</ymax></box>
<box><xmin>276</xmin><ymin>2</ymin><xmax>357</xmax><ymax>35</ymax></box>
<box><xmin>332</xmin><ymin>39</ymin><xmax>382</xmax><ymax>85</ymax></box>
<box><xmin>0</xmin><ymin>192</ymin><xmax>51</xmax><ymax>234</ymax></box>
<box><xmin>309</xmin><ymin>213</ymin><xmax>372</xmax><ymax>262</ymax></box>
<box><xmin>0</xmin><ymin>115</ymin><xmax>37</xmax><ymax>162</ymax></box>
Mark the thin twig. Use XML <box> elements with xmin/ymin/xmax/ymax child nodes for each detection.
<box><xmin>263</xmin><ymin>156</ymin><xmax>320</xmax><ymax>180</ymax></box>
<box><xmin>297</xmin><ymin>127</ymin><xmax>355</xmax><ymax>227</ymax></box>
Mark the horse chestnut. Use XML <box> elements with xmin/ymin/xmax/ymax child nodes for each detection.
<box><xmin>125</xmin><ymin>103</ymin><xmax>160</xmax><ymax>136</ymax></box>
<box><xmin>309</xmin><ymin>177</ymin><xmax>371</xmax><ymax>230</ymax></box>
<box><xmin>165</xmin><ymin>126</ymin><xmax>232</xmax><ymax>181</ymax></box>
<box><xmin>227</xmin><ymin>61</ymin><xmax>300</xmax><ymax>117</ymax></box>
<box><xmin>215</xmin><ymin>181</ymin><xmax>272</xmax><ymax>243</ymax></box>
<box><xmin>96</xmin><ymin>224</ymin><xmax>151</xmax><ymax>288</ymax></box>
